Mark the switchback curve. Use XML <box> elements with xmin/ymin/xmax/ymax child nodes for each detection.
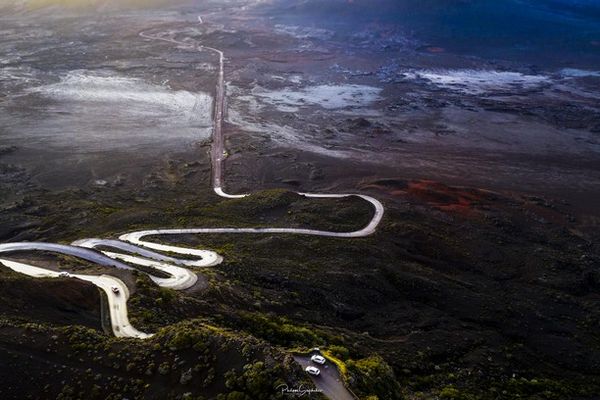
<box><xmin>0</xmin><ymin>20</ymin><xmax>384</xmax><ymax>339</ymax></box>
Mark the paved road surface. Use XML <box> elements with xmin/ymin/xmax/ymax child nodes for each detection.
<box><xmin>0</xmin><ymin>19</ymin><xmax>385</xmax><ymax>344</ymax></box>
<box><xmin>294</xmin><ymin>351</ymin><xmax>356</xmax><ymax>400</ymax></box>
<box><xmin>0</xmin><ymin>16</ymin><xmax>382</xmax><ymax>400</ymax></box>
<box><xmin>0</xmin><ymin>258</ymin><xmax>149</xmax><ymax>339</ymax></box>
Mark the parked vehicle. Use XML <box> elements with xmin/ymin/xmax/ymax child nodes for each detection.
<box><xmin>311</xmin><ymin>354</ymin><xmax>326</xmax><ymax>365</ymax></box>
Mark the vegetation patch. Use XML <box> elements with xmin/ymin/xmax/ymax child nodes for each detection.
<box><xmin>346</xmin><ymin>355</ymin><xmax>403</xmax><ymax>400</ymax></box>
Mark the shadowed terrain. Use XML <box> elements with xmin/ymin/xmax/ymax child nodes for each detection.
<box><xmin>1</xmin><ymin>0</ymin><xmax>599</xmax><ymax>399</ymax></box>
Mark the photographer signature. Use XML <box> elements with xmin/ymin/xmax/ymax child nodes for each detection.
<box><xmin>277</xmin><ymin>384</ymin><xmax>324</xmax><ymax>397</ymax></box>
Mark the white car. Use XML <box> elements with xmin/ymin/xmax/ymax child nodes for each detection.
<box><xmin>111</xmin><ymin>286</ymin><xmax>120</xmax><ymax>294</ymax></box>
<box><xmin>311</xmin><ymin>355</ymin><xmax>326</xmax><ymax>365</ymax></box>
<box><xmin>58</xmin><ymin>272</ymin><xmax>70</xmax><ymax>278</ymax></box>
<box><xmin>305</xmin><ymin>366</ymin><xmax>320</xmax><ymax>376</ymax></box>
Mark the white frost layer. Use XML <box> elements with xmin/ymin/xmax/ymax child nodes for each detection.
<box><xmin>226</xmin><ymin>83</ymin><xmax>373</xmax><ymax>158</ymax></box>
<box><xmin>31</xmin><ymin>71</ymin><xmax>212</xmax><ymax>126</ymax></box>
<box><xmin>0</xmin><ymin>66</ymin><xmax>37</xmax><ymax>85</ymax></box>
<box><xmin>404</xmin><ymin>70</ymin><xmax>550</xmax><ymax>94</ymax></box>
<box><xmin>253</xmin><ymin>84</ymin><xmax>382</xmax><ymax>112</ymax></box>
<box><xmin>274</xmin><ymin>24</ymin><xmax>334</xmax><ymax>40</ymax></box>
<box><xmin>227</xmin><ymin>105</ymin><xmax>353</xmax><ymax>159</ymax></box>
<box><xmin>559</xmin><ymin>68</ymin><xmax>600</xmax><ymax>78</ymax></box>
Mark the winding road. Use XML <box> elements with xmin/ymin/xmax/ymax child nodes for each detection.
<box><xmin>0</xmin><ymin>21</ymin><xmax>384</xmax><ymax>342</ymax></box>
<box><xmin>294</xmin><ymin>351</ymin><xmax>355</xmax><ymax>400</ymax></box>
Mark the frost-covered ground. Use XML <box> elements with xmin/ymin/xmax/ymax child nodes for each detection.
<box><xmin>1</xmin><ymin>0</ymin><xmax>600</xmax><ymax>205</ymax></box>
<box><xmin>226</xmin><ymin>83</ymin><xmax>358</xmax><ymax>158</ymax></box>
<box><xmin>0</xmin><ymin>8</ymin><xmax>221</xmax><ymax>191</ymax></box>
<box><xmin>252</xmin><ymin>84</ymin><xmax>382</xmax><ymax>113</ymax></box>
<box><xmin>401</xmin><ymin>70</ymin><xmax>551</xmax><ymax>95</ymax></box>
<box><xmin>273</xmin><ymin>24</ymin><xmax>334</xmax><ymax>40</ymax></box>
<box><xmin>20</xmin><ymin>71</ymin><xmax>213</xmax><ymax>149</ymax></box>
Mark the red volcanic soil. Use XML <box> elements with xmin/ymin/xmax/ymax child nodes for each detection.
<box><xmin>425</xmin><ymin>46</ymin><xmax>445</xmax><ymax>53</ymax></box>
<box><xmin>404</xmin><ymin>180</ymin><xmax>489</xmax><ymax>214</ymax></box>
<box><xmin>362</xmin><ymin>178</ymin><xmax>578</xmax><ymax>230</ymax></box>
<box><xmin>417</xmin><ymin>45</ymin><xmax>446</xmax><ymax>53</ymax></box>
<box><xmin>364</xmin><ymin>178</ymin><xmax>493</xmax><ymax>216</ymax></box>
